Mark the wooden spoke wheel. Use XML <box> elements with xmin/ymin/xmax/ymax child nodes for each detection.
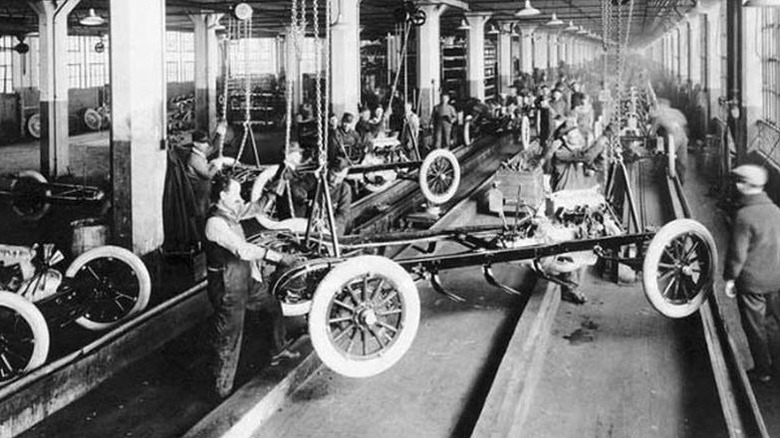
<box><xmin>10</xmin><ymin>170</ymin><xmax>51</xmax><ymax>221</ymax></box>
<box><xmin>308</xmin><ymin>256</ymin><xmax>420</xmax><ymax>378</ymax></box>
<box><xmin>642</xmin><ymin>219</ymin><xmax>717</xmax><ymax>318</ymax></box>
<box><xmin>84</xmin><ymin>108</ymin><xmax>102</xmax><ymax>131</ymax></box>
<box><xmin>0</xmin><ymin>291</ymin><xmax>49</xmax><ymax>383</ymax></box>
<box><xmin>419</xmin><ymin>149</ymin><xmax>461</xmax><ymax>205</ymax></box>
<box><xmin>27</xmin><ymin>113</ymin><xmax>41</xmax><ymax>139</ymax></box>
<box><xmin>66</xmin><ymin>246</ymin><xmax>151</xmax><ymax>331</ymax></box>
<box><xmin>520</xmin><ymin>115</ymin><xmax>531</xmax><ymax>150</ymax></box>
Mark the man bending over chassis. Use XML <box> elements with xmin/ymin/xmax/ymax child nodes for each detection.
<box><xmin>204</xmin><ymin>172</ymin><xmax>301</xmax><ymax>400</ymax></box>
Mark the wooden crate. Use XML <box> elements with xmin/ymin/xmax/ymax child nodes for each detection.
<box><xmin>492</xmin><ymin>167</ymin><xmax>545</xmax><ymax>212</ymax></box>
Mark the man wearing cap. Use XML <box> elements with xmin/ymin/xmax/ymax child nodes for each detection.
<box><xmin>724</xmin><ymin>164</ymin><xmax>780</xmax><ymax>384</ymax></box>
<box><xmin>186</xmin><ymin>121</ymin><xmax>227</xmax><ymax>219</ymax></box>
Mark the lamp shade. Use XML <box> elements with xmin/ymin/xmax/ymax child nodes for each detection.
<box><xmin>487</xmin><ymin>24</ymin><xmax>500</xmax><ymax>34</ymax></box>
<box><xmin>743</xmin><ymin>0</ymin><xmax>780</xmax><ymax>6</ymax></box>
<box><xmin>515</xmin><ymin>0</ymin><xmax>541</xmax><ymax>17</ymax></box>
<box><xmin>546</xmin><ymin>12</ymin><xmax>564</xmax><ymax>26</ymax></box>
<box><xmin>564</xmin><ymin>20</ymin><xmax>578</xmax><ymax>32</ymax></box>
<box><xmin>457</xmin><ymin>19</ymin><xmax>470</xmax><ymax>30</ymax></box>
<box><xmin>79</xmin><ymin>9</ymin><xmax>105</xmax><ymax>26</ymax></box>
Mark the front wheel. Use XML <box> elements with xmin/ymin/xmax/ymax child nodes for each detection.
<box><xmin>0</xmin><ymin>291</ymin><xmax>49</xmax><ymax>382</ymax></box>
<box><xmin>308</xmin><ymin>256</ymin><xmax>420</xmax><ymax>378</ymax></box>
<box><xmin>66</xmin><ymin>246</ymin><xmax>151</xmax><ymax>330</ymax></box>
<box><xmin>419</xmin><ymin>149</ymin><xmax>461</xmax><ymax>205</ymax></box>
<box><xmin>642</xmin><ymin>219</ymin><xmax>717</xmax><ymax>318</ymax></box>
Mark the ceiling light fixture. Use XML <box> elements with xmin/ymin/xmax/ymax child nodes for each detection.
<box><xmin>576</xmin><ymin>26</ymin><xmax>588</xmax><ymax>34</ymax></box>
<box><xmin>743</xmin><ymin>0</ymin><xmax>780</xmax><ymax>6</ymax></box>
<box><xmin>487</xmin><ymin>24</ymin><xmax>500</xmax><ymax>34</ymax></box>
<box><xmin>564</xmin><ymin>20</ymin><xmax>578</xmax><ymax>32</ymax></box>
<box><xmin>546</xmin><ymin>12</ymin><xmax>564</xmax><ymax>26</ymax></box>
<box><xmin>457</xmin><ymin>18</ymin><xmax>470</xmax><ymax>30</ymax></box>
<box><xmin>79</xmin><ymin>8</ymin><xmax>105</xmax><ymax>27</ymax></box>
<box><xmin>515</xmin><ymin>0</ymin><xmax>540</xmax><ymax>17</ymax></box>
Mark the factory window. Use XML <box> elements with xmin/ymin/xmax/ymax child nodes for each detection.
<box><xmin>166</xmin><ymin>30</ymin><xmax>195</xmax><ymax>82</ymax></box>
<box><xmin>700</xmin><ymin>15</ymin><xmax>708</xmax><ymax>91</ymax></box>
<box><xmin>0</xmin><ymin>36</ymin><xmax>13</xmax><ymax>93</ymax></box>
<box><xmin>760</xmin><ymin>7</ymin><xmax>780</xmax><ymax>129</ymax></box>
<box><xmin>228</xmin><ymin>37</ymin><xmax>278</xmax><ymax>77</ymax></box>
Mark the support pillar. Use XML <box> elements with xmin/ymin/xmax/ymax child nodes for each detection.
<box><xmin>548</xmin><ymin>32</ymin><xmax>558</xmax><ymax>71</ymax></box>
<box><xmin>110</xmin><ymin>0</ymin><xmax>167</xmax><ymax>254</ymax></box>
<box><xmin>742</xmin><ymin>7</ymin><xmax>762</xmax><ymax>144</ymax></box>
<box><xmin>497</xmin><ymin>23</ymin><xmax>512</xmax><ymax>95</ymax></box>
<box><xmin>726</xmin><ymin>0</ymin><xmax>746</xmax><ymax>163</ymax></box>
<box><xmin>532</xmin><ymin>30</ymin><xmax>547</xmax><ymax>72</ymax></box>
<box><xmin>416</xmin><ymin>4</ymin><xmax>447</xmax><ymax>121</ymax></box>
<box><xmin>517</xmin><ymin>25</ymin><xmax>535</xmax><ymax>74</ymax></box>
<box><xmin>28</xmin><ymin>0</ymin><xmax>80</xmax><ymax>178</ymax></box>
<box><xmin>465</xmin><ymin>13</ymin><xmax>490</xmax><ymax>101</ymax></box>
<box><xmin>190</xmin><ymin>13</ymin><xmax>222</xmax><ymax>133</ymax></box>
<box><xmin>330</xmin><ymin>0</ymin><xmax>360</xmax><ymax>117</ymax></box>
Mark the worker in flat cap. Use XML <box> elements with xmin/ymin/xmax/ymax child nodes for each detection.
<box><xmin>724</xmin><ymin>164</ymin><xmax>780</xmax><ymax>384</ymax></box>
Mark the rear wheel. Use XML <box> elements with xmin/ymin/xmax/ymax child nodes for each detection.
<box><xmin>643</xmin><ymin>219</ymin><xmax>717</xmax><ymax>318</ymax></box>
<box><xmin>0</xmin><ymin>291</ymin><xmax>49</xmax><ymax>382</ymax></box>
<box><xmin>67</xmin><ymin>246</ymin><xmax>151</xmax><ymax>331</ymax></box>
<box><xmin>10</xmin><ymin>170</ymin><xmax>51</xmax><ymax>221</ymax></box>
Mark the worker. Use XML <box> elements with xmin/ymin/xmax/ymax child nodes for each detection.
<box><xmin>186</xmin><ymin>120</ymin><xmax>227</xmax><ymax>219</ymax></box>
<box><xmin>724</xmin><ymin>164</ymin><xmax>780</xmax><ymax>384</ymax></box>
<box><xmin>328</xmin><ymin>112</ymin><xmax>363</xmax><ymax>164</ymax></box>
<box><xmin>204</xmin><ymin>172</ymin><xmax>300</xmax><ymax>400</ymax></box>
<box><xmin>326</xmin><ymin>156</ymin><xmax>353</xmax><ymax>236</ymax></box>
<box><xmin>432</xmin><ymin>93</ymin><xmax>457</xmax><ymax>149</ymax></box>
<box><xmin>399</xmin><ymin>101</ymin><xmax>421</xmax><ymax>158</ymax></box>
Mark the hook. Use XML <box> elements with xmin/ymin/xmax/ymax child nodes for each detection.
<box><xmin>483</xmin><ymin>265</ymin><xmax>523</xmax><ymax>296</ymax></box>
<box><xmin>429</xmin><ymin>272</ymin><xmax>465</xmax><ymax>303</ymax></box>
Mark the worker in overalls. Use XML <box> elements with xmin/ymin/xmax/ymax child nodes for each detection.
<box><xmin>204</xmin><ymin>172</ymin><xmax>300</xmax><ymax>400</ymax></box>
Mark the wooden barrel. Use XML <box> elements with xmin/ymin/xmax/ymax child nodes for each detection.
<box><xmin>71</xmin><ymin>218</ymin><xmax>108</xmax><ymax>257</ymax></box>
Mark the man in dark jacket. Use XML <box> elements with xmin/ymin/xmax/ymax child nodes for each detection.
<box><xmin>724</xmin><ymin>164</ymin><xmax>780</xmax><ymax>384</ymax></box>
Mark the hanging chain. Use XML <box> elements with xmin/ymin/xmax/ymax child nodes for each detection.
<box><xmin>324</xmin><ymin>0</ymin><xmax>331</xmax><ymax>167</ymax></box>
<box><xmin>313</xmin><ymin>0</ymin><xmax>325</xmax><ymax>169</ymax></box>
<box><xmin>284</xmin><ymin>0</ymin><xmax>299</xmax><ymax>158</ymax></box>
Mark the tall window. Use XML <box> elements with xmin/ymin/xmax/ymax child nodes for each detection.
<box><xmin>0</xmin><ymin>36</ymin><xmax>13</xmax><ymax>93</ymax></box>
<box><xmin>700</xmin><ymin>15</ymin><xmax>708</xmax><ymax>90</ymax></box>
<box><xmin>66</xmin><ymin>35</ymin><xmax>109</xmax><ymax>88</ymax></box>
<box><xmin>166</xmin><ymin>31</ymin><xmax>195</xmax><ymax>82</ymax></box>
<box><xmin>760</xmin><ymin>7</ymin><xmax>780</xmax><ymax>128</ymax></box>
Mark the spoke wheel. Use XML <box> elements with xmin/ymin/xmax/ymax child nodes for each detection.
<box><xmin>521</xmin><ymin>115</ymin><xmax>531</xmax><ymax>150</ymax></box>
<box><xmin>10</xmin><ymin>170</ymin><xmax>51</xmax><ymax>221</ymax></box>
<box><xmin>418</xmin><ymin>149</ymin><xmax>461</xmax><ymax>205</ymax></box>
<box><xmin>0</xmin><ymin>291</ymin><xmax>49</xmax><ymax>383</ymax></box>
<box><xmin>643</xmin><ymin>219</ymin><xmax>717</xmax><ymax>318</ymax></box>
<box><xmin>27</xmin><ymin>113</ymin><xmax>41</xmax><ymax>139</ymax></box>
<box><xmin>309</xmin><ymin>256</ymin><xmax>420</xmax><ymax>378</ymax></box>
<box><xmin>66</xmin><ymin>246</ymin><xmax>151</xmax><ymax>331</ymax></box>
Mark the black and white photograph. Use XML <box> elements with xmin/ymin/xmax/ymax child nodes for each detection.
<box><xmin>0</xmin><ymin>0</ymin><xmax>778</xmax><ymax>436</ymax></box>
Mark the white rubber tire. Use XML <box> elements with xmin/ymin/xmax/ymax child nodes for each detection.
<box><xmin>521</xmin><ymin>115</ymin><xmax>531</xmax><ymax>150</ymax></box>
<box><xmin>418</xmin><ymin>149</ymin><xmax>461</xmax><ymax>205</ymax></box>
<box><xmin>249</xmin><ymin>165</ymin><xmax>280</xmax><ymax>203</ymax></box>
<box><xmin>463</xmin><ymin>116</ymin><xmax>472</xmax><ymax>146</ymax></box>
<box><xmin>10</xmin><ymin>170</ymin><xmax>51</xmax><ymax>221</ymax></box>
<box><xmin>0</xmin><ymin>291</ymin><xmax>49</xmax><ymax>378</ymax></box>
<box><xmin>642</xmin><ymin>219</ymin><xmax>717</xmax><ymax>318</ymax></box>
<box><xmin>308</xmin><ymin>255</ymin><xmax>420</xmax><ymax>378</ymax></box>
<box><xmin>67</xmin><ymin>246</ymin><xmax>151</xmax><ymax>331</ymax></box>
